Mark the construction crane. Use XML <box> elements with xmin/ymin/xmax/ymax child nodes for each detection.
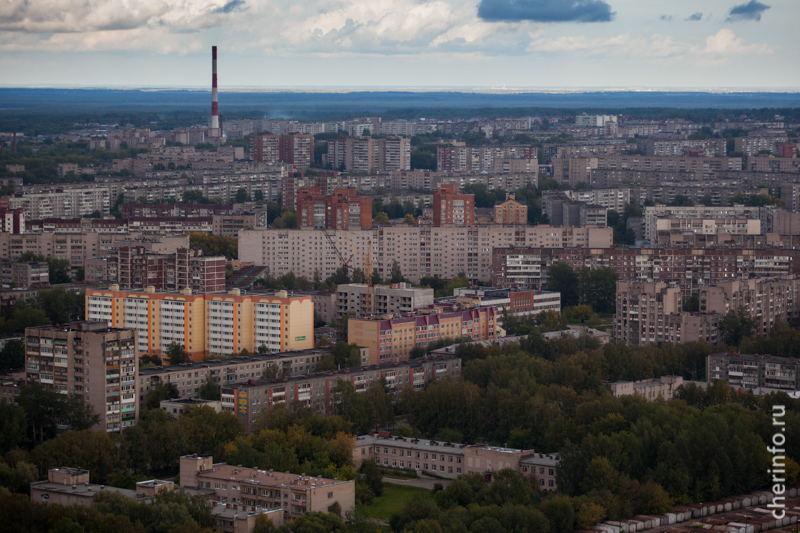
<box><xmin>321</xmin><ymin>228</ymin><xmax>353</xmax><ymax>278</ymax></box>
<box><xmin>339</xmin><ymin>232</ymin><xmax>374</xmax><ymax>315</ymax></box>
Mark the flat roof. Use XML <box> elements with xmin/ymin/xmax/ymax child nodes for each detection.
<box><xmin>195</xmin><ymin>464</ymin><xmax>352</xmax><ymax>491</ymax></box>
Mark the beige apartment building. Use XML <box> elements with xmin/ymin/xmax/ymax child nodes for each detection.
<box><xmin>353</xmin><ymin>434</ymin><xmax>559</xmax><ymax>490</ymax></box>
<box><xmin>238</xmin><ymin>225</ymin><xmax>613</xmax><ymax>284</ymax></box>
<box><xmin>180</xmin><ymin>455</ymin><xmax>355</xmax><ymax>522</ymax></box>
<box><xmin>25</xmin><ymin>321</ymin><xmax>139</xmax><ymax>433</ymax></box>
<box><xmin>699</xmin><ymin>277</ymin><xmax>800</xmax><ymax>336</ymax></box>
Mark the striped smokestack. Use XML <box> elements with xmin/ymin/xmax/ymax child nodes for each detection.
<box><xmin>210</xmin><ymin>46</ymin><xmax>219</xmax><ymax>131</ymax></box>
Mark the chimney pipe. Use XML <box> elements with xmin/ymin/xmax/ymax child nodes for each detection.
<box><xmin>210</xmin><ymin>46</ymin><xmax>220</xmax><ymax>135</ymax></box>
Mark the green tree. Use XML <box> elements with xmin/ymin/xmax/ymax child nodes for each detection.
<box><xmin>0</xmin><ymin>339</ymin><xmax>24</xmax><ymax>370</ymax></box>
<box><xmin>145</xmin><ymin>381</ymin><xmax>179</xmax><ymax>410</ymax></box>
<box><xmin>0</xmin><ymin>400</ymin><xmax>27</xmax><ymax>454</ymax></box>
<box><xmin>373</xmin><ymin>212</ymin><xmax>389</xmax><ymax>224</ymax></box>
<box><xmin>166</xmin><ymin>342</ymin><xmax>190</xmax><ymax>366</ymax></box>
<box><xmin>547</xmin><ymin>263</ymin><xmax>579</xmax><ymax>307</ymax></box>
<box><xmin>235</xmin><ymin>188</ymin><xmax>251</xmax><ymax>203</ymax></box>
<box><xmin>721</xmin><ymin>306</ymin><xmax>756</xmax><ymax>346</ymax></box>
<box><xmin>362</xmin><ymin>459</ymin><xmax>383</xmax><ymax>497</ymax></box>
<box><xmin>197</xmin><ymin>376</ymin><xmax>220</xmax><ymax>401</ymax></box>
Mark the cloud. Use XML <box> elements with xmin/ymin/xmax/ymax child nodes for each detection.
<box><xmin>477</xmin><ymin>0</ymin><xmax>615</xmax><ymax>23</ymax></box>
<box><xmin>686</xmin><ymin>12</ymin><xmax>703</xmax><ymax>21</ymax></box>
<box><xmin>727</xmin><ymin>0</ymin><xmax>770</xmax><ymax>21</ymax></box>
<box><xmin>526</xmin><ymin>29</ymin><xmax>772</xmax><ymax>65</ymax></box>
<box><xmin>659</xmin><ymin>15</ymin><xmax>672</xmax><ymax>21</ymax></box>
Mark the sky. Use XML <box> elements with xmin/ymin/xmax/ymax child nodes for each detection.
<box><xmin>0</xmin><ymin>0</ymin><xmax>797</xmax><ymax>89</ymax></box>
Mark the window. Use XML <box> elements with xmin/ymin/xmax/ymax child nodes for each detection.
<box><xmin>328</xmin><ymin>492</ymin><xmax>333</xmax><ymax>499</ymax></box>
<box><xmin>456</xmin><ymin>468</ymin><xmax>462</xmax><ymax>474</ymax></box>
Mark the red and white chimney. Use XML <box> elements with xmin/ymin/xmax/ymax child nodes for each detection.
<box><xmin>210</xmin><ymin>46</ymin><xmax>220</xmax><ymax>135</ymax></box>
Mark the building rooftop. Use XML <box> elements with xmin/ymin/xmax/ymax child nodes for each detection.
<box><xmin>192</xmin><ymin>462</ymin><xmax>352</xmax><ymax>492</ymax></box>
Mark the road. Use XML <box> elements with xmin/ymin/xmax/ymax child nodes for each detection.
<box><xmin>382</xmin><ymin>475</ymin><xmax>453</xmax><ymax>490</ymax></box>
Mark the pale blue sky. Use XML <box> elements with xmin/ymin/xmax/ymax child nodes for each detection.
<box><xmin>0</xmin><ymin>0</ymin><xmax>796</xmax><ymax>88</ymax></box>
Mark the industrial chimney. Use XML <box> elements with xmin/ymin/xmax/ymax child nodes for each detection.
<box><xmin>210</xmin><ymin>46</ymin><xmax>220</xmax><ymax>137</ymax></box>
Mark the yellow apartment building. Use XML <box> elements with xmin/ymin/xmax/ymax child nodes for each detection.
<box><xmin>86</xmin><ymin>285</ymin><xmax>313</xmax><ymax>360</ymax></box>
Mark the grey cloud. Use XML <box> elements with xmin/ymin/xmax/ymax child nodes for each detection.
<box><xmin>727</xmin><ymin>0</ymin><xmax>770</xmax><ymax>21</ymax></box>
<box><xmin>212</xmin><ymin>0</ymin><xmax>246</xmax><ymax>14</ymax></box>
<box><xmin>477</xmin><ymin>0</ymin><xmax>615</xmax><ymax>23</ymax></box>
<box><xmin>659</xmin><ymin>14</ymin><xmax>672</xmax><ymax>21</ymax></box>
<box><xmin>686</xmin><ymin>12</ymin><xmax>703</xmax><ymax>21</ymax></box>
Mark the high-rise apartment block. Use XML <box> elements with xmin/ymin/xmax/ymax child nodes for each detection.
<box><xmin>85</xmin><ymin>246</ymin><xmax>225</xmax><ymax>292</ymax></box>
<box><xmin>433</xmin><ymin>184</ymin><xmax>475</xmax><ymax>227</ymax></box>
<box><xmin>25</xmin><ymin>321</ymin><xmax>139</xmax><ymax>433</ymax></box>
<box><xmin>250</xmin><ymin>134</ymin><xmax>313</xmax><ymax>168</ymax></box>
<box><xmin>543</xmin><ymin>191</ymin><xmax>608</xmax><ymax>227</ymax></box>
<box><xmin>86</xmin><ymin>287</ymin><xmax>314</xmax><ymax>359</ymax></box>
<box><xmin>1</xmin><ymin>260</ymin><xmax>48</xmax><ymax>288</ymax></box>
<box><xmin>325</xmin><ymin>136</ymin><xmax>411</xmax><ymax>171</ymax></box>
<box><xmin>296</xmin><ymin>187</ymin><xmax>372</xmax><ymax>230</ymax></box>
<box><xmin>348</xmin><ymin>306</ymin><xmax>498</xmax><ymax>364</ymax></box>
<box><xmin>0</xmin><ymin>207</ymin><xmax>25</xmax><ymax>234</ymax></box>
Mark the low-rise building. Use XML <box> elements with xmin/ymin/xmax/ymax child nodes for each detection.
<box><xmin>160</xmin><ymin>398</ymin><xmax>222</xmax><ymax>418</ymax></box>
<box><xmin>542</xmin><ymin>326</ymin><xmax>611</xmax><ymax>345</ymax></box>
<box><xmin>138</xmin><ymin>346</ymin><xmax>370</xmax><ymax>406</ymax></box>
<box><xmin>348</xmin><ymin>306</ymin><xmax>498</xmax><ymax>364</ymax></box>
<box><xmin>609</xmin><ymin>375</ymin><xmax>683</xmax><ymax>400</ymax></box>
<box><xmin>221</xmin><ymin>355</ymin><xmax>461</xmax><ymax>432</ymax></box>
<box><xmin>0</xmin><ymin>260</ymin><xmax>48</xmax><ymax>288</ymax></box>
<box><xmin>352</xmin><ymin>433</ymin><xmax>559</xmax><ymax>490</ymax></box>
<box><xmin>450</xmin><ymin>287</ymin><xmax>561</xmax><ymax>324</ymax></box>
<box><xmin>708</xmin><ymin>352</ymin><xmax>800</xmax><ymax>391</ymax></box>
<box><xmin>180</xmin><ymin>455</ymin><xmax>354</xmax><ymax>522</ymax></box>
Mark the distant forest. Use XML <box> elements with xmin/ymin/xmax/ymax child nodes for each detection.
<box><xmin>1</xmin><ymin>88</ymin><xmax>800</xmax><ymax>135</ymax></box>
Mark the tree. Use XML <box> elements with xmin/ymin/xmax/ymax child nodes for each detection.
<box><xmin>390</xmin><ymin>260</ymin><xmax>406</xmax><ymax>284</ymax></box>
<box><xmin>362</xmin><ymin>459</ymin><xmax>383</xmax><ymax>497</ymax></box>
<box><xmin>0</xmin><ymin>339</ymin><xmax>24</xmax><ymax>370</ymax></box>
<box><xmin>235</xmin><ymin>188</ymin><xmax>251</xmax><ymax>203</ymax></box>
<box><xmin>547</xmin><ymin>263</ymin><xmax>579</xmax><ymax>307</ymax></box>
<box><xmin>271</xmin><ymin>207</ymin><xmax>297</xmax><ymax>229</ymax></box>
<box><xmin>197</xmin><ymin>376</ymin><xmax>220</xmax><ymax>401</ymax></box>
<box><xmin>721</xmin><ymin>306</ymin><xmax>756</xmax><ymax>346</ymax></box>
<box><xmin>578</xmin><ymin>266</ymin><xmax>618</xmax><ymax>314</ymax></box>
<box><xmin>254</xmin><ymin>189</ymin><xmax>265</xmax><ymax>202</ymax></box>
<box><xmin>373</xmin><ymin>212</ymin><xmax>389</xmax><ymax>224</ymax></box>
<box><xmin>166</xmin><ymin>342</ymin><xmax>190</xmax><ymax>366</ymax></box>
<box><xmin>145</xmin><ymin>382</ymin><xmax>179</xmax><ymax>410</ymax></box>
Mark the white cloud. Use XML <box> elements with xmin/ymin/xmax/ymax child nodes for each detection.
<box><xmin>527</xmin><ymin>29</ymin><xmax>772</xmax><ymax>64</ymax></box>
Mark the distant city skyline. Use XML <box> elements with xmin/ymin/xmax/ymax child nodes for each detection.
<box><xmin>0</xmin><ymin>0</ymin><xmax>797</xmax><ymax>89</ymax></box>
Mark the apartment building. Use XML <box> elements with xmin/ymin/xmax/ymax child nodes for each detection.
<box><xmin>543</xmin><ymin>191</ymin><xmax>608</xmax><ymax>227</ymax></box>
<box><xmin>353</xmin><ymin>434</ymin><xmax>559</xmax><ymax>490</ymax></box>
<box><xmin>699</xmin><ymin>277</ymin><xmax>800</xmax><ymax>336</ymax></box>
<box><xmin>221</xmin><ymin>355</ymin><xmax>461</xmax><ymax>431</ymax></box>
<box><xmin>25</xmin><ymin>321</ymin><xmax>139</xmax><ymax>433</ymax></box>
<box><xmin>0</xmin><ymin>207</ymin><xmax>25</xmax><ymax>234</ymax></box>
<box><xmin>436</xmin><ymin>145</ymin><xmax>537</xmax><ymax>172</ymax></box>
<box><xmin>139</xmin><ymin>346</ymin><xmax>370</xmax><ymax>404</ymax></box>
<box><xmin>493</xmin><ymin>193</ymin><xmax>528</xmax><ymax>225</ymax></box>
<box><xmin>86</xmin><ymin>287</ymin><xmax>314</xmax><ymax>359</ymax></box>
<box><xmin>0</xmin><ymin>232</ymin><xmax>188</xmax><ymax>271</ymax></box>
<box><xmin>433</xmin><ymin>183</ymin><xmax>475</xmax><ymax>227</ymax></box>
<box><xmin>608</xmin><ymin>376</ymin><xmax>683</xmax><ymax>400</ymax></box>
<box><xmin>614</xmin><ymin>281</ymin><xmax>682</xmax><ymax>346</ymax></box>
<box><xmin>9</xmin><ymin>187</ymin><xmax>110</xmax><ymax>219</ymax></box>
<box><xmin>296</xmin><ymin>186</ymin><xmax>372</xmax><ymax>230</ymax></box>
<box><xmin>644</xmin><ymin>138</ymin><xmax>726</xmax><ymax>157</ymax></box>
<box><xmin>708</xmin><ymin>352</ymin><xmax>800</xmax><ymax>391</ymax></box>
<box><xmin>335</xmin><ymin>282</ymin><xmax>434</xmax><ymax>320</ymax></box>
<box><xmin>325</xmin><ymin>137</ymin><xmax>411</xmax><ymax>171</ymax></box>
<box><xmin>563</xmin><ymin>188</ymin><xmax>631</xmax><ymax>212</ymax></box>
<box><xmin>180</xmin><ymin>455</ymin><xmax>354</xmax><ymax>522</ymax></box>
<box><xmin>546</xmin><ymin>140</ymin><xmax>626</xmax><ymax>160</ymax></box>
<box><xmin>650</xmin><ymin>216</ymin><xmax>761</xmax><ymax>243</ymax></box>
<box><xmin>250</xmin><ymin>134</ymin><xmax>313</xmax><ymax>168</ymax></box>
<box><xmin>0</xmin><ymin>261</ymin><xmax>48</xmax><ymax>288</ymax></box>
<box><xmin>749</xmin><ymin>156</ymin><xmax>800</xmax><ymax>173</ymax></box>
<box><xmin>551</xmin><ymin>157</ymin><xmax>598</xmax><ymax>187</ymax></box>
<box><xmin>348</xmin><ymin>306</ymin><xmax>497</xmax><ymax>364</ymax></box>
<box><xmin>493</xmin><ymin>158</ymin><xmax>537</xmax><ymax>173</ymax></box>
<box><xmin>735</xmin><ymin>135</ymin><xmax>789</xmax><ymax>157</ymax></box>
<box><xmin>643</xmin><ymin>205</ymin><xmax>763</xmax><ymax>243</ymax></box>
<box><xmin>450</xmin><ymin>287</ymin><xmax>561</xmax><ymax>323</ymax></box>
<box><xmin>84</xmin><ymin>246</ymin><xmax>226</xmax><ymax>293</ymax></box>
<box><xmin>238</xmin><ymin>225</ymin><xmax>613</xmax><ymax>284</ymax></box>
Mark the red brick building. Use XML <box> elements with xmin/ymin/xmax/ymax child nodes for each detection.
<box><xmin>296</xmin><ymin>187</ymin><xmax>372</xmax><ymax>230</ymax></box>
<box><xmin>433</xmin><ymin>184</ymin><xmax>475</xmax><ymax>227</ymax></box>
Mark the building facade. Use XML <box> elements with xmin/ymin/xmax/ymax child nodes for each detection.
<box><xmin>86</xmin><ymin>287</ymin><xmax>314</xmax><ymax>359</ymax></box>
<box><xmin>708</xmin><ymin>352</ymin><xmax>800</xmax><ymax>391</ymax></box>
<box><xmin>348</xmin><ymin>306</ymin><xmax>498</xmax><ymax>364</ymax></box>
<box><xmin>335</xmin><ymin>282</ymin><xmax>434</xmax><ymax>320</ymax></box>
<box><xmin>25</xmin><ymin>321</ymin><xmax>139</xmax><ymax>432</ymax></box>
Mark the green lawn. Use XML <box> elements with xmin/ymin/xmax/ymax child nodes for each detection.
<box><xmin>364</xmin><ymin>483</ymin><xmax>431</xmax><ymax>520</ymax></box>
